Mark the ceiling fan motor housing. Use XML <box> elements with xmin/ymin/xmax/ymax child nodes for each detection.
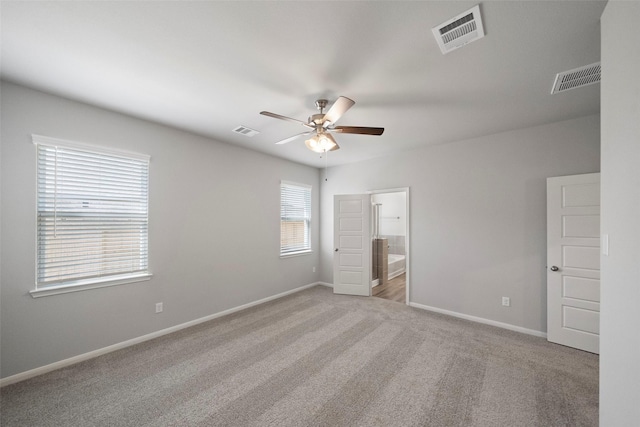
<box><xmin>310</xmin><ymin>113</ymin><xmax>325</xmax><ymax>126</ymax></box>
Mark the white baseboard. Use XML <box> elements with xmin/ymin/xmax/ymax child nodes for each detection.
<box><xmin>388</xmin><ymin>269</ymin><xmax>405</xmax><ymax>280</ymax></box>
<box><xmin>409</xmin><ymin>302</ymin><xmax>547</xmax><ymax>338</ymax></box>
<box><xmin>0</xmin><ymin>282</ymin><xmax>322</xmax><ymax>388</ymax></box>
<box><xmin>317</xmin><ymin>281</ymin><xmax>333</xmax><ymax>288</ymax></box>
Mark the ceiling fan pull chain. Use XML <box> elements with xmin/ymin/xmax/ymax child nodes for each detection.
<box><xmin>324</xmin><ymin>149</ymin><xmax>329</xmax><ymax>182</ymax></box>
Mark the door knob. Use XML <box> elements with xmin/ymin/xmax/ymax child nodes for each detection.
<box><xmin>550</xmin><ymin>266</ymin><xmax>559</xmax><ymax>272</ymax></box>
<box><xmin>335</xmin><ymin>248</ymin><xmax>339</xmax><ymax>252</ymax></box>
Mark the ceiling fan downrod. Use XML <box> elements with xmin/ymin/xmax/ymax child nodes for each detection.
<box><xmin>309</xmin><ymin>99</ymin><xmax>328</xmax><ymax>126</ymax></box>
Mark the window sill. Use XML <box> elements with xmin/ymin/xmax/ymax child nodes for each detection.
<box><xmin>30</xmin><ymin>273</ymin><xmax>153</xmax><ymax>298</ymax></box>
<box><xmin>280</xmin><ymin>250</ymin><xmax>313</xmax><ymax>259</ymax></box>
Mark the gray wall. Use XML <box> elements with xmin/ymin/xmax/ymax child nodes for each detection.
<box><xmin>320</xmin><ymin>115</ymin><xmax>600</xmax><ymax>333</ymax></box>
<box><xmin>600</xmin><ymin>2</ymin><xmax>640</xmax><ymax>424</ymax></box>
<box><xmin>0</xmin><ymin>81</ymin><xmax>320</xmax><ymax>379</ymax></box>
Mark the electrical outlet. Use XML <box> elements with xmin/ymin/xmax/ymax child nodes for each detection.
<box><xmin>313</xmin><ymin>266</ymin><xmax>316</xmax><ymax>273</ymax></box>
<box><xmin>502</xmin><ymin>297</ymin><xmax>510</xmax><ymax>307</ymax></box>
<box><xmin>155</xmin><ymin>302</ymin><xmax>163</xmax><ymax>313</ymax></box>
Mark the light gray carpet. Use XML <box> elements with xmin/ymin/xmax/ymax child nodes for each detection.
<box><xmin>0</xmin><ymin>286</ymin><xmax>598</xmax><ymax>426</ymax></box>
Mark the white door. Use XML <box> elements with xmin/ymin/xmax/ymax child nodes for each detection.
<box><xmin>333</xmin><ymin>194</ymin><xmax>371</xmax><ymax>296</ymax></box>
<box><xmin>547</xmin><ymin>173</ymin><xmax>600</xmax><ymax>354</ymax></box>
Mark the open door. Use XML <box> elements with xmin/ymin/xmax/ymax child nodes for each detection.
<box><xmin>547</xmin><ymin>173</ymin><xmax>600</xmax><ymax>353</ymax></box>
<box><xmin>333</xmin><ymin>194</ymin><xmax>371</xmax><ymax>296</ymax></box>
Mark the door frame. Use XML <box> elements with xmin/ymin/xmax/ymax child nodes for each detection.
<box><xmin>368</xmin><ymin>187</ymin><xmax>410</xmax><ymax>305</ymax></box>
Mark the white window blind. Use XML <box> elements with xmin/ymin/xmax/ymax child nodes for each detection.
<box><xmin>280</xmin><ymin>181</ymin><xmax>311</xmax><ymax>256</ymax></box>
<box><xmin>34</xmin><ymin>136</ymin><xmax>150</xmax><ymax>288</ymax></box>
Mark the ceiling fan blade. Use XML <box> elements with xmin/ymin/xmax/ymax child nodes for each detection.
<box><xmin>332</xmin><ymin>126</ymin><xmax>384</xmax><ymax>136</ymax></box>
<box><xmin>260</xmin><ymin>111</ymin><xmax>313</xmax><ymax>128</ymax></box>
<box><xmin>275</xmin><ymin>131</ymin><xmax>313</xmax><ymax>145</ymax></box>
<box><xmin>323</xmin><ymin>96</ymin><xmax>355</xmax><ymax>125</ymax></box>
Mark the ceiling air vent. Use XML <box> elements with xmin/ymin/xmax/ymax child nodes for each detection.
<box><xmin>232</xmin><ymin>125</ymin><xmax>259</xmax><ymax>137</ymax></box>
<box><xmin>432</xmin><ymin>5</ymin><xmax>485</xmax><ymax>55</ymax></box>
<box><xmin>551</xmin><ymin>62</ymin><xmax>601</xmax><ymax>94</ymax></box>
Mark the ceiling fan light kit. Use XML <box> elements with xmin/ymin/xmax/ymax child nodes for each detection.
<box><xmin>305</xmin><ymin>133</ymin><xmax>339</xmax><ymax>153</ymax></box>
<box><xmin>260</xmin><ymin>96</ymin><xmax>384</xmax><ymax>153</ymax></box>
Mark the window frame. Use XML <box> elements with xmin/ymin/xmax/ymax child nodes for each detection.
<box><xmin>279</xmin><ymin>180</ymin><xmax>312</xmax><ymax>257</ymax></box>
<box><xmin>30</xmin><ymin>135</ymin><xmax>152</xmax><ymax>298</ymax></box>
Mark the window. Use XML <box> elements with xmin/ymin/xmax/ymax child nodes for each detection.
<box><xmin>280</xmin><ymin>181</ymin><xmax>311</xmax><ymax>256</ymax></box>
<box><xmin>33</xmin><ymin>135</ymin><xmax>150</xmax><ymax>294</ymax></box>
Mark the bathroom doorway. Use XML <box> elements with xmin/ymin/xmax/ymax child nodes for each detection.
<box><xmin>370</xmin><ymin>188</ymin><xmax>409</xmax><ymax>304</ymax></box>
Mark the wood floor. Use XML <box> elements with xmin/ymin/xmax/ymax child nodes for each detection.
<box><xmin>372</xmin><ymin>273</ymin><xmax>406</xmax><ymax>303</ymax></box>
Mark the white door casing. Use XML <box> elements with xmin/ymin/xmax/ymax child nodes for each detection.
<box><xmin>547</xmin><ymin>173</ymin><xmax>600</xmax><ymax>354</ymax></box>
<box><xmin>333</xmin><ymin>194</ymin><xmax>371</xmax><ymax>296</ymax></box>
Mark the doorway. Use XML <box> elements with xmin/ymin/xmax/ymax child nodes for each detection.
<box><xmin>370</xmin><ymin>188</ymin><xmax>409</xmax><ymax>304</ymax></box>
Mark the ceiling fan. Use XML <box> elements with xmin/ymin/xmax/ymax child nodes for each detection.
<box><xmin>260</xmin><ymin>96</ymin><xmax>384</xmax><ymax>153</ymax></box>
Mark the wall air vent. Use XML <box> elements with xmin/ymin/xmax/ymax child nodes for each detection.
<box><xmin>232</xmin><ymin>125</ymin><xmax>259</xmax><ymax>137</ymax></box>
<box><xmin>551</xmin><ymin>62</ymin><xmax>601</xmax><ymax>94</ymax></box>
<box><xmin>432</xmin><ymin>5</ymin><xmax>485</xmax><ymax>55</ymax></box>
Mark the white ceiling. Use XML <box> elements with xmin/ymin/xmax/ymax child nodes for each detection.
<box><xmin>0</xmin><ymin>1</ymin><xmax>606</xmax><ymax>168</ymax></box>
